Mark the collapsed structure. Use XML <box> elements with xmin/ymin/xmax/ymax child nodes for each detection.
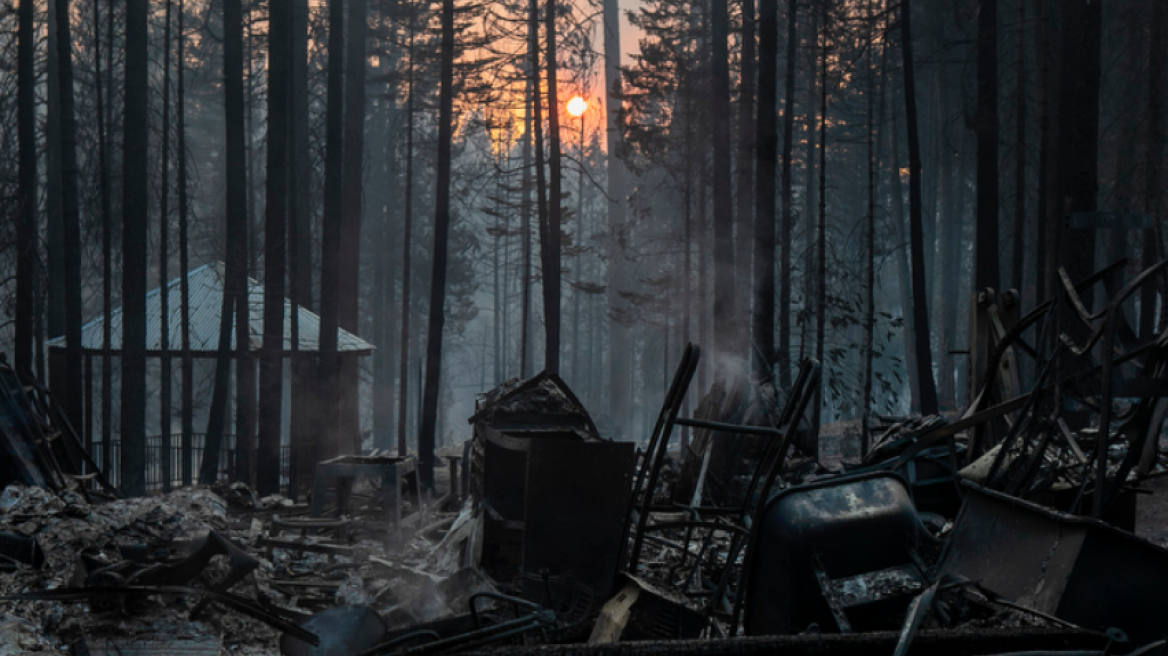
<box><xmin>2</xmin><ymin>257</ymin><xmax>1168</xmax><ymax>654</ymax></box>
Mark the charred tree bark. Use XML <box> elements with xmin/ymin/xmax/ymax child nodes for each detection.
<box><xmin>737</xmin><ymin>0</ymin><xmax>756</xmax><ymax>324</ymax></box>
<box><xmin>753</xmin><ymin>0</ymin><xmax>777</xmax><ymax>381</ymax></box>
<box><xmin>319</xmin><ymin>0</ymin><xmax>346</xmax><ymax>463</ymax></box>
<box><xmin>96</xmin><ymin>0</ymin><xmax>114</xmax><ymax>478</ymax></box>
<box><xmin>121</xmin><ymin>0</ymin><xmax>150</xmax><ymax>495</ymax></box>
<box><xmin>1011</xmin><ymin>0</ymin><xmax>1026</xmax><ymax>294</ymax></box>
<box><xmin>159</xmin><ymin>0</ymin><xmax>174</xmax><ymax>492</ymax></box>
<box><xmin>258</xmin><ymin>0</ymin><xmax>291</xmax><ymax>496</ymax></box>
<box><xmin>975</xmin><ymin>0</ymin><xmax>1000</xmax><ymax>292</ymax></box>
<box><xmin>860</xmin><ymin>0</ymin><xmax>878</xmax><ymax>454</ymax></box>
<box><xmin>289</xmin><ymin>0</ymin><xmax>314</xmax><ymax>495</ymax></box>
<box><xmin>338</xmin><ymin>0</ymin><xmax>367</xmax><ymax>455</ymax></box>
<box><xmin>419</xmin><ymin>0</ymin><xmax>457</xmax><ymax>491</ymax></box>
<box><xmin>814</xmin><ymin>9</ymin><xmax>827</xmax><ymax>395</ymax></box>
<box><xmin>52</xmin><ymin>0</ymin><xmax>84</xmax><ymax>437</ymax></box>
<box><xmin>530</xmin><ymin>0</ymin><xmax>550</xmax><ymax>372</ymax></box>
<box><xmin>777</xmin><ymin>0</ymin><xmax>796</xmax><ymax>390</ymax></box>
<box><xmin>711</xmin><ymin>0</ymin><xmax>738</xmax><ymax>362</ymax></box>
<box><xmin>543</xmin><ymin>0</ymin><xmax>563</xmax><ymax>375</ymax></box>
<box><xmin>899</xmin><ymin>0</ymin><xmax>938</xmax><ymax>415</ymax></box>
<box><xmin>604</xmin><ymin>0</ymin><xmax>631</xmax><ymax>429</ymax></box>
<box><xmin>179</xmin><ymin>0</ymin><xmax>193</xmax><ymax>487</ymax></box>
<box><xmin>201</xmin><ymin>0</ymin><xmax>250</xmax><ymax>486</ymax></box>
<box><xmin>398</xmin><ymin>9</ymin><xmax>417</xmax><ymax>456</ymax></box>
<box><xmin>16</xmin><ymin>0</ymin><xmax>37</xmax><ymax>377</ymax></box>
<box><xmin>1050</xmin><ymin>0</ymin><xmax>1100</xmax><ymax>301</ymax></box>
<box><xmin>1144</xmin><ymin>0</ymin><xmax>1165</xmax><ymax>339</ymax></box>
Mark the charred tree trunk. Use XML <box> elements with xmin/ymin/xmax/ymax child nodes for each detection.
<box><xmin>777</xmin><ymin>0</ymin><xmax>796</xmax><ymax>390</ymax></box>
<box><xmin>397</xmin><ymin>10</ymin><xmax>417</xmax><ymax>456</ymax></box>
<box><xmin>121</xmin><ymin>0</ymin><xmax>150</xmax><ymax>495</ymax></box>
<box><xmin>814</xmin><ymin>9</ymin><xmax>827</xmax><ymax>394</ymax></box>
<box><xmin>338</xmin><ymin>0</ymin><xmax>367</xmax><ymax>455</ymax></box>
<box><xmin>289</xmin><ymin>0</ymin><xmax>314</xmax><ymax>495</ymax></box>
<box><xmin>975</xmin><ymin>0</ymin><xmax>1000</xmax><ymax>292</ymax></box>
<box><xmin>543</xmin><ymin>0</ymin><xmax>563</xmax><ymax>375</ymax></box>
<box><xmin>521</xmin><ymin>19</ymin><xmax>534</xmax><ymax>379</ymax></box>
<box><xmin>201</xmin><ymin>0</ymin><xmax>250</xmax><ymax>486</ymax></box>
<box><xmin>52</xmin><ymin>0</ymin><xmax>84</xmax><ymax>437</ymax></box>
<box><xmin>753</xmin><ymin>0</ymin><xmax>777</xmax><ymax>381</ymax></box>
<box><xmin>1011</xmin><ymin>0</ymin><xmax>1026</xmax><ymax>294</ymax></box>
<box><xmin>530</xmin><ymin>0</ymin><xmax>550</xmax><ymax>372</ymax></box>
<box><xmin>96</xmin><ymin>0</ymin><xmax>114</xmax><ymax>478</ymax></box>
<box><xmin>603</xmin><ymin>0</ymin><xmax>631</xmax><ymax>429</ymax></box>
<box><xmin>16</xmin><ymin>0</ymin><xmax>37</xmax><ymax>377</ymax></box>
<box><xmin>1144</xmin><ymin>0</ymin><xmax>1165</xmax><ymax>339</ymax></box>
<box><xmin>737</xmin><ymin>0</ymin><xmax>756</xmax><ymax>324</ymax></box>
<box><xmin>159</xmin><ymin>0</ymin><xmax>174</xmax><ymax>491</ymax></box>
<box><xmin>319</xmin><ymin>0</ymin><xmax>346</xmax><ymax>463</ymax></box>
<box><xmin>179</xmin><ymin>0</ymin><xmax>193</xmax><ymax>486</ymax></box>
<box><xmin>860</xmin><ymin>0</ymin><xmax>878</xmax><ymax>454</ymax></box>
<box><xmin>711</xmin><ymin>0</ymin><xmax>738</xmax><ymax>362</ymax></box>
<box><xmin>899</xmin><ymin>0</ymin><xmax>938</xmax><ymax>415</ymax></box>
<box><xmin>258</xmin><ymin>0</ymin><xmax>291</xmax><ymax>495</ymax></box>
<box><xmin>419</xmin><ymin>0</ymin><xmax>457</xmax><ymax>491</ymax></box>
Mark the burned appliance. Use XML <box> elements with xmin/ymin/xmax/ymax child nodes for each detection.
<box><xmin>469</xmin><ymin>373</ymin><xmax>635</xmax><ymax>604</ymax></box>
<box><xmin>743</xmin><ymin>472</ymin><xmax>931</xmax><ymax>635</ymax></box>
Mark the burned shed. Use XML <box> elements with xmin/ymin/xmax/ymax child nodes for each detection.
<box><xmin>468</xmin><ymin>372</ymin><xmax>635</xmax><ymax>604</ymax></box>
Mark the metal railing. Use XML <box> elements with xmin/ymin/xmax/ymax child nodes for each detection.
<box><xmin>101</xmin><ymin>434</ymin><xmax>292</xmax><ymax>495</ymax></box>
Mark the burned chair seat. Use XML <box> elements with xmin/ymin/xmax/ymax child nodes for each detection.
<box><xmin>743</xmin><ymin>472</ymin><xmax>932</xmax><ymax>635</ymax></box>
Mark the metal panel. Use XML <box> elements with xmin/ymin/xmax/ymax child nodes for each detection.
<box><xmin>939</xmin><ymin>484</ymin><xmax>1168</xmax><ymax>642</ymax></box>
<box><xmin>523</xmin><ymin>439</ymin><xmax>636</xmax><ymax>601</ymax></box>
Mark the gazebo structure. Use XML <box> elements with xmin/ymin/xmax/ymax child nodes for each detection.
<box><xmin>46</xmin><ymin>262</ymin><xmax>374</xmax><ymax>493</ymax></box>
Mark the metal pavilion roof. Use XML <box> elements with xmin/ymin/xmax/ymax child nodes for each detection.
<box><xmin>46</xmin><ymin>262</ymin><xmax>374</xmax><ymax>354</ymax></box>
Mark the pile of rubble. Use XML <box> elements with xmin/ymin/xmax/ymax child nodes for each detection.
<box><xmin>0</xmin><ymin>480</ymin><xmax>489</xmax><ymax>655</ymax></box>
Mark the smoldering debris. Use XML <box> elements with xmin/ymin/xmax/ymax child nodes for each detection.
<box><xmin>8</xmin><ymin>261</ymin><xmax>1168</xmax><ymax>655</ymax></box>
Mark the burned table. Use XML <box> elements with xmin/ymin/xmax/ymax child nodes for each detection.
<box><xmin>310</xmin><ymin>455</ymin><xmax>417</xmax><ymax>546</ymax></box>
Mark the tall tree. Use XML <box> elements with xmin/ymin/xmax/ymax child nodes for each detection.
<box><xmin>860</xmin><ymin>0</ymin><xmax>879</xmax><ymax>453</ymax></box>
<box><xmin>603</xmin><ymin>0</ymin><xmax>631</xmax><ymax>429</ymax></box>
<box><xmin>530</xmin><ymin>0</ymin><xmax>550</xmax><ymax>373</ymax></box>
<box><xmin>179</xmin><ymin>0</ymin><xmax>194</xmax><ymax>486</ymax></box>
<box><xmin>419</xmin><ymin>0</ymin><xmax>457</xmax><ymax>491</ymax></box>
<box><xmin>1144</xmin><ymin>0</ymin><xmax>1165</xmax><ymax>340</ymax></box>
<box><xmin>319</xmin><ymin>0</ymin><xmax>347</xmax><ymax>463</ymax></box>
<box><xmin>814</xmin><ymin>6</ymin><xmax>827</xmax><ymax>386</ymax></box>
<box><xmin>289</xmin><ymin>0</ymin><xmax>314</xmax><ymax>494</ymax></box>
<box><xmin>15</xmin><ymin>0</ymin><xmax>37</xmax><ymax>375</ymax></box>
<box><xmin>975</xmin><ymin>0</ymin><xmax>1000</xmax><ymax>291</ymax></box>
<box><xmin>777</xmin><ymin>0</ymin><xmax>796</xmax><ymax>389</ymax></box>
<box><xmin>753</xmin><ymin>0</ymin><xmax>777</xmax><ymax>380</ymax></box>
<box><xmin>1054</xmin><ymin>0</ymin><xmax>1100</xmax><ymax>292</ymax></box>
<box><xmin>258</xmin><ymin>0</ymin><xmax>291</xmax><ymax>495</ymax></box>
<box><xmin>398</xmin><ymin>8</ymin><xmax>417</xmax><ymax>456</ymax></box>
<box><xmin>737</xmin><ymin>0</ymin><xmax>756</xmax><ymax>322</ymax></box>
<box><xmin>53</xmin><ymin>0</ymin><xmax>84</xmax><ymax>435</ymax></box>
<box><xmin>201</xmin><ymin>0</ymin><xmax>250</xmax><ymax>486</ymax></box>
<box><xmin>159</xmin><ymin>0</ymin><xmax>174</xmax><ymax>492</ymax></box>
<box><xmin>1011</xmin><ymin>0</ymin><xmax>1026</xmax><ymax>294</ymax></box>
<box><xmin>339</xmin><ymin>0</ymin><xmax>368</xmax><ymax>455</ymax></box>
<box><xmin>899</xmin><ymin>0</ymin><xmax>938</xmax><ymax>415</ymax></box>
<box><xmin>96</xmin><ymin>0</ymin><xmax>114</xmax><ymax>478</ymax></box>
<box><xmin>543</xmin><ymin>0</ymin><xmax>564</xmax><ymax>374</ymax></box>
<box><xmin>710</xmin><ymin>0</ymin><xmax>737</xmax><ymax>361</ymax></box>
<box><xmin>121</xmin><ymin>0</ymin><xmax>150</xmax><ymax>495</ymax></box>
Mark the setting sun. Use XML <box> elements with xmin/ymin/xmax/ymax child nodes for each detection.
<box><xmin>567</xmin><ymin>96</ymin><xmax>587</xmax><ymax>117</ymax></box>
